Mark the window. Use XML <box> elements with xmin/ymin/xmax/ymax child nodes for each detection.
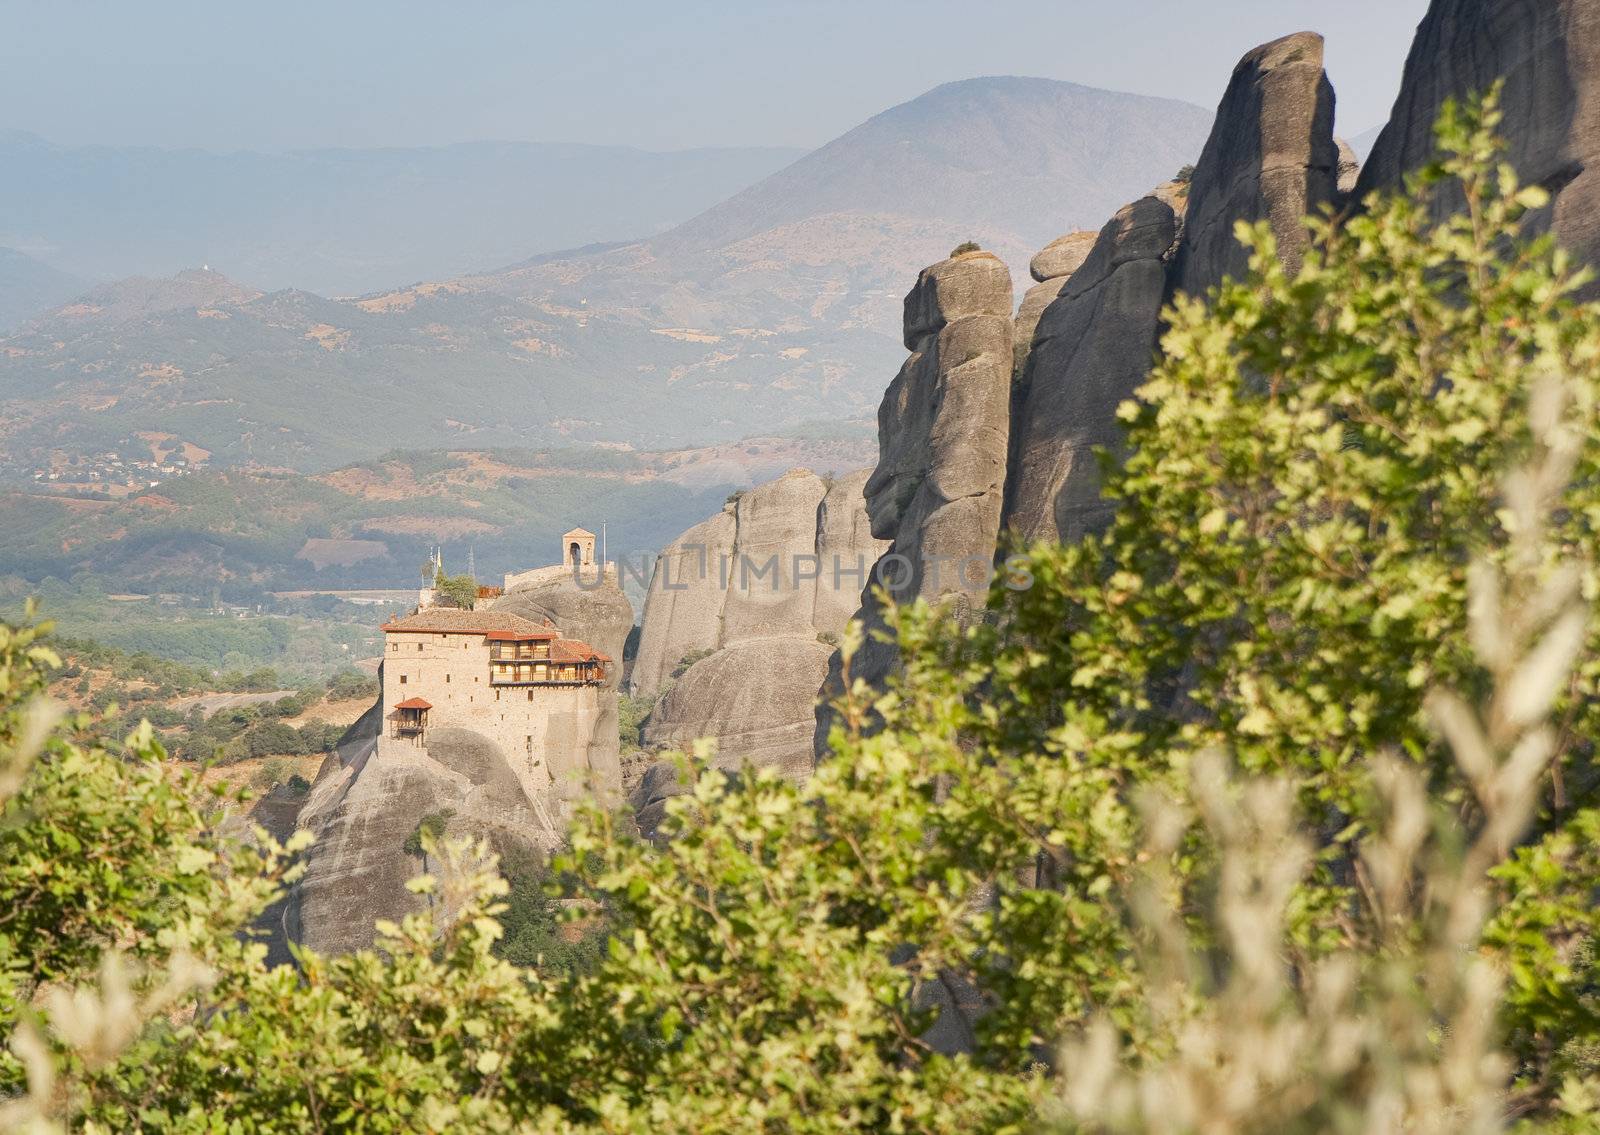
<box><xmin>446</xmin><ymin>674</ymin><xmax>451</xmax><ymax>684</ymax></box>
<box><xmin>399</xmin><ymin>675</ymin><xmax>407</xmax><ymax>684</ymax></box>
<box><xmin>417</xmin><ymin>643</ymin><xmax>424</xmax><ymax>652</ymax></box>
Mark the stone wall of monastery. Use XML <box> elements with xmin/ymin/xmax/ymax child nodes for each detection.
<box><xmin>380</xmin><ymin>629</ymin><xmax>605</xmax><ymax>812</ymax></box>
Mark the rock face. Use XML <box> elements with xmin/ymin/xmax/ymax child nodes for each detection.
<box><xmin>1014</xmin><ymin>230</ymin><xmax>1097</xmax><ymax>377</ymax></box>
<box><xmin>630</xmin><ymin>467</ymin><xmax>885</xmax><ymax>807</ymax></box>
<box><xmin>1354</xmin><ymin>0</ymin><xmax>1600</xmax><ymax>293</ymax></box>
<box><xmin>1013</xmin><ymin>275</ymin><xmax>1069</xmax><ymax>378</ymax></box>
<box><xmin>814</xmin><ymin>252</ymin><xmax>1014</xmax><ymax>751</ymax></box>
<box><xmin>645</xmin><ymin>639</ymin><xmax>834</xmax><ymax>784</ymax></box>
<box><xmin>287</xmin><ymin>707</ymin><xmax>563</xmax><ymax>956</ymax></box>
<box><xmin>628</xmin><ymin>511</ymin><xmax>738</xmax><ymax>698</ymax></box>
<box><xmin>1029</xmin><ymin>230</ymin><xmax>1099</xmax><ymax>283</ymax></box>
<box><xmin>1004</xmin><ymin>196</ymin><xmax>1179</xmax><ymax>543</ymax></box>
<box><xmin>865</xmin><ymin>251</ymin><xmax>1014</xmax><ymax>606</ymax></box>
<box><xmin>1003</xmin><ymin>31</ymin><xmax>1341</xmax><ymax>547</ymax></box>
<box><xmin>1336</xmin><ymin>138</ymin><xmax>1362</xmax><ymax>196</ymax></box>
<box><xmin>1176</xmin><ymin>31</ymin><xmax>1340</xmax><ymax>297</ymax></box>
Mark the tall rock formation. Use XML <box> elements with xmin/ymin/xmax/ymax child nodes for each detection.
<box><xmin>1004</xmin><ymin>196</ymin><xmax>1179</xmax><ymax>543</ymax></box>
<box><xmin>628</xmin><ymin>509</ymin><xmax>739</xmax><ymax>697</ymax></box>
<box><xmin>1002</xmin><ymin>30</ymin><xmax>1341</xmax><ymax>547</ymax></box>
<box><xmin>1354</xmin><ymin>0</ymin><xmax>1600</xmax><ymax>292</ymax></box>
<box><xmin>286</xmin><ymin>703</ymin><xmax>565</xmax><ymax>956</ymax></box>
<box><xmin>814</xmin><ymin>251</ymin><xmax>1014</xmax><ymax>754</ymax></box>
<box><xmin>861</xmin><ymin>250</ymin><xmax>1013</xmax><ymax>624</ymax></box>
<box><xmin>1175</xmin><ymin>31</ymin><xmax>1340</xmax><ymax>297</ymax></box>
<box><xmin>629</xmin><ymin>468</ymin><xmax>885</xmax><ymax>825</ymax></box>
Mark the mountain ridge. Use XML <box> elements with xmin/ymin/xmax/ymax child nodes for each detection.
<box><xmin>0</xmin><ymin>76</ymin><xmax>1216</xmax><ymax>478</ymax></box>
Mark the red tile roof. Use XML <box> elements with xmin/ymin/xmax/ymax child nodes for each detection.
<box><xmin>549</xmin><ymin>639</ymin><xmax>612</xmax><ymax>664</ymax></box>
<box><xmin>381</xmin><ymin>609</ymin><xmax>554</xmax><ymax>637</ymax></box>
<box><xmin>394</xmin><ymin>697</ymin><xmax>433</xmax><ymax>710</ymax></box>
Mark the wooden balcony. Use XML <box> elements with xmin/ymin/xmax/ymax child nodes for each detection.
<box><xmin>392</xmin><ymin>699</ymin><xmax>430</xmax><ymax>739</ymax></box>
<box><xmin>489</xmin><ymin>643</ymin><xmax>552</xmax><ymax>662</ymax></box>
<box><xmin>489</xmin><ymin>662</ymin><xmax>602</xmax><ymax>687</ymax></box>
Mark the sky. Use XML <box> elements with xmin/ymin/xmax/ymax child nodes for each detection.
<box><xmin>1</xmin><ymin>0</ymin><xmax>1431</xmax><ymax>153</ymax></box>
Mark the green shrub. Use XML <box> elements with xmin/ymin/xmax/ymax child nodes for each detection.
<box><xmin>433</xmin><ymin>572</ymin><xmax>479</xmax><ymax>610</ymax></box>
<box><xmin>949</xmin><ymin>240</ymin><xmax>981</xmax><ymax>256</ymax></box>
<box><xmin>670</xmin><ymin>648</ymin><xmax>714</xmax><ymax>680</ymax></box>
<box><xmin>492</xmin><ymin>846</ymin><xmax>605</xmax><ymax>975</ymax></box>
<box><xmin>324</xmin><ymin>669</ymin><xmax>378</xmax><ymax>702</ymax></box>
<box><xmin>401</xmin><ymin>809</ymin><xmax>455</xmax><ymax>858</ymax></box>
<box><xmin>252</xmin><ymin>757</ymin><xmax>294</xmax><ymax>791</ymax></box>
<box><xmin>617</xmin><ymin>692</ymin><xmax>656</xmax><ymax>751</ymax></box>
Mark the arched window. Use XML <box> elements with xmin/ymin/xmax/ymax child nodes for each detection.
<box><xmin>570</xmin><ymin>541</ymin><xmax>581</xmax><ymax>566</ymax></box>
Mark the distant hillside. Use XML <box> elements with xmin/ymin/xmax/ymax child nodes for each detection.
<box><xmin>0</xmin><ymin>131</ymin><xmax>804</xmax><ymax>295</ymax></box>
<box><xmin>0</xmin><ymin>247</ymin><xmax>84</xmax><ymax>331</ymax></box>
<box><xmin>0</xmin><ymin>434</ymin><xmax>877</xmax><ymax>595</ymax></box>
<box><xmin>48</xmin><ymin>267</ymin><xmax>262</xmax><ymax>327</ymax></box>
<box><xmin>0</xmin><ymin>78</ymin><xmax>1214</xmax><ymax>474</ymax></box>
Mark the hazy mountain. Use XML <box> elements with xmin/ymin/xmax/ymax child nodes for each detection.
<box><xmin>481</xmin><ymin>77</ymin><xmax>1212</xmax><ymax>342</ymax></box>
<box><xmin>0</xmin><ymin>247</ymin><xmax>84</xmax><ymax>332</ymax></box>
<box><xmin>661</xmin><ymin>76</ymin><xmax>1213</xmax><ymax>254</ymax></box>
<box><xmin>0</xmin><ymin>77</ymin><xmax>1214</xmax><ymax>476</ymax></box>
<box><xmin>1349</xmin><ymin>124</ymin><xmax>1385</xmax><ymax>162</ymax></box>
<box><xmin>0</xmin><ymin>131</ymin><xmax>804</xmax><ymax>295</ymax></box>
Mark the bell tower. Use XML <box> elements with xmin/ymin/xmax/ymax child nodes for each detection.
<box><xmin>562</xmin><ymin>527</ymin><xmax>596</xmax><ymax>568</ymax></box>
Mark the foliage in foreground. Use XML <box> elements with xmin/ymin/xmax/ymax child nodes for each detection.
<box><xmin>2</xmin><ymin>91</ymin><xmax>1599</xmax><ymax>1132</ymax></box>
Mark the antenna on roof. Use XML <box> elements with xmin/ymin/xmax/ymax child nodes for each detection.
<box><xmin>467</xmin><ymin>544</ymin><xmax>476</xmax><ymax>581</ymax></box>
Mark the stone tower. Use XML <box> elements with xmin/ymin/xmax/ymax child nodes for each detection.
<box><xmin>562</xmin><ymin>527</ymin><xmax>596</xmax><ymax>568</ymax></box>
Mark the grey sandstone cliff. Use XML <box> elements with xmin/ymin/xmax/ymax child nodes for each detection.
<box><xmin>1175</xmin><ymin>31</ymin><xmax>1340</xmax><ymax>297</ymax></box>
<box><xmin>629</xmin><ymin>467</ymin><xmax>885</xmax><ymax>828</ymax></box>
<box><xmin>1003</xmin><ymin>30</ymin><xmax>1340</xmax><ymax>547</ymax></box>
<box><xmin>1004</xmin><ymin>196</ymin><xmax>1179</xmax><ymax>543</ymax></box>
<box><xmin>813</xmin><ymin>251</ymin><xmax>1014</xmax><ymax>753</ymax></box>
<box><xmin>1355</xmin><ymin>0</ymin><xmax>1600</xmax><ymax>294</ymax></box>
<box><xmin>628</xmin><ymin>509</ymin><xmax>738</xmax><ymax>698</ymax></box>
<box><xmin>1014</xmin><ymin>230</ymin><xmax>1096</xmax><ymax>376</ymax></box>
